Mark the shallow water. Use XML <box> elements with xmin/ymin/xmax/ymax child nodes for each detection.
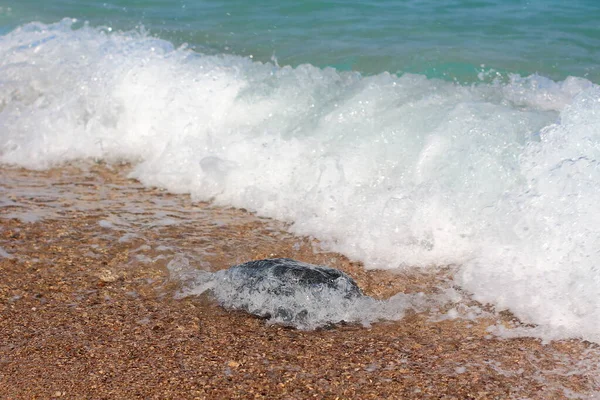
<box><xmin>0</xmin><ymin>164</ymin><xmax>463</xmax><ymax>327</ymax></box>
<box><xmin>2</xmin><ymin>165</ymin><xmax>600</xmax><ymax>398</ymax></box>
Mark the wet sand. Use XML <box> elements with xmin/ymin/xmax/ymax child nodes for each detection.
<box><xmin>1</xmin><ymin>164</ymin><xmax>599</xmax><ymax>399</ymax></box>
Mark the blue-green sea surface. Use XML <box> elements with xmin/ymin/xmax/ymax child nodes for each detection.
<box><xmin>1</xmin><ymin>0</ymin><xmax>599</xmax><ymax>82</ymax></box>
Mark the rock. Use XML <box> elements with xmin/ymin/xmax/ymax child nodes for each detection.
<box><xmin>168</xmin><ymin>257</ymin><xmax>372</xmax><ymax>329</ymax></box>
<box><xmin>211</xmin><ymin>258</ymin><xmax>364</xmax><ymax>326</ymax></box>
<box><xmin>226</xmin><ymin>258</ymin><xmax>363</xmax><ymax>299</ymax></box>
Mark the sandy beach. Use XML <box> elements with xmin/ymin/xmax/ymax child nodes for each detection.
<box><xmin>1</xmin><ymin>164</ymin><xmax>599</xmax><ymax>399</ymax></box>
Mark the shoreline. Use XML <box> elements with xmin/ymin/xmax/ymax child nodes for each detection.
<box><xmin>1</xmin><ymin>164</ymin><xmax>599</xmax><ymax>399</ymax></box>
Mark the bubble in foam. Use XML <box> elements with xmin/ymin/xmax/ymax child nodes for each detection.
<box><xmin>168</xmin><ymin>257</ymin><xmax>410</xmax><ymax>330</ymax></box>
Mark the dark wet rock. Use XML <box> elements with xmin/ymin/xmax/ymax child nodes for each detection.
<box><xmin>226</xmin><ymin>258</ymin><xmax>364</xmax><ymax>299</ymax></box>
<box><xmin>168</xmin><ymin>257</ymin><xmax>406</xmax><ymax>330</ymax></box>
<box><xmin>215</xmin><ymin>258</ymin><xmax>365</xmax><ymax>326</ymax></box>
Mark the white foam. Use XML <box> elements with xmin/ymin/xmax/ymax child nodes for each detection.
<box><xmin>1</xmin><ymin>20</ymin><xmax>599</xmax><ymax>341</ymax></box>
<box><xmin>458</xmin><ymin>86</ymin><xmax>600</xmax><ymax>343</ymax></box>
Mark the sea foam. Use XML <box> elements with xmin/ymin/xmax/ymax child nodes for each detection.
<box><xmin>1</xmin><ymin>20</ymin><xmax>599</xmax><ymax>341</ymax></box>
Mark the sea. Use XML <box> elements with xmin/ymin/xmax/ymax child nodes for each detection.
<box><xmin>1</xmin><ymin>0</ymin><xmax>600</xmax><ymax>343</ymax></box>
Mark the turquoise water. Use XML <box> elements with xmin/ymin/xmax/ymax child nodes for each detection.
<box><xmin>1</xmin><ymin>0</ymin><xmax>599</xmax><ymax>82</ymax></box>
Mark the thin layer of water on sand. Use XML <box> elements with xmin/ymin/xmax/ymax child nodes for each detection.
<box><xmin>1</xmin><ymin>163</ymin><xmax>599</xmax><ymax>398</ymax></box>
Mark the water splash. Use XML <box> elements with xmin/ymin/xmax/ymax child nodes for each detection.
<box><xmin>168</xmin><ymin>257</ymin><xmax>411</xmax><ymax>330</ymax></box>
